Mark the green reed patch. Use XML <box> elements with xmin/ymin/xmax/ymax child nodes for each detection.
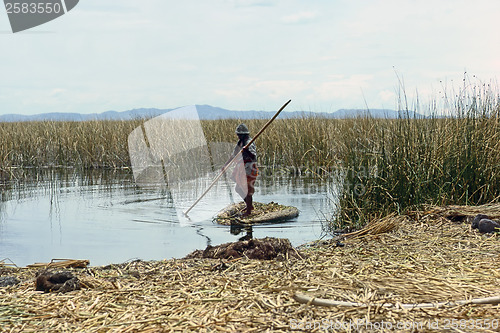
<box><xmin>332</xmin><ymin>87</ymin><xmax>500</xmax><ymax>229</ymax></box>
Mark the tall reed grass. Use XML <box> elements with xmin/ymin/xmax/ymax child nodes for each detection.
<box><xmin>0</xmin><ymin>120</ymin><xmax>141</xmax><ymax>172</ymax></box>
<box><xmin>333</xmin><ymin>82</ymin><xmax>500</xmax><ymax>229</ymax></box>
<box><xmin>0</xmin><ymin>117</ymin><xmax>337</xmax><ymax>175</ymax></box>
<box><xmin>201</xmin><ymin>117</ymin><xmax>338</xmax><ymax>172</ymax></box>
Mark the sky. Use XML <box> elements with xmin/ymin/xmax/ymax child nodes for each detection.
<box><xmin>1</xmin><ymin>0</ymin><xmax>500</xmax><ymax>115</ymax></box>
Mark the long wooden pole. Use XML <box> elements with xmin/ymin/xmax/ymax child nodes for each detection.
<box><xmin>183</xmin><ymin>99</ymin><xmax>291</xmax><ymax>216</ymax></box>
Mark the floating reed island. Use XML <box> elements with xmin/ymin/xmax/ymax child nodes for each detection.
<box><xmin>214</xmin><ymin>201</ymin><xmax>299</xmax><ymax>225</ymax></box>
<box><xmin>0</xmin><ymin>204</ymin><xmax>499</xmax><ymax>331</ymax></box>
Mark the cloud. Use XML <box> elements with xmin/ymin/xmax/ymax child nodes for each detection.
<box><xmin>214</xmin><ymin>75</ymin><xmax>377</xmax><ymax>111</ymax></box>
<box><xmin>215</xmin><ymin>78</ymin><xmax>310</xmax><ymax>100</ymax></box>
<box><xmin>379</xmin><ymin>89</ymin><xmax>396</xmax><ymax>103</ymax></box>
<box><xmin>314</xmin><ymin>75</ymin><xmax>373</xmax><ymax>100</ymax></box>
<box><xmin>227</xmin><ymin>0</ymin><xmax>274</xmax><ymax>7</ymax></box>
<box><xmin>254</xmin><ymin>79</ymin><xmax>310</xmax><ymax>97</ymax></box>
<box><xmin>281</xmin><ymin>11</ymin><xmax>317</xmax><ymax>24</ymax></box>
<box><xmin>49</xmin><ymin>88</ymin><xmax>67</xmax><ymax>96</ymax></box>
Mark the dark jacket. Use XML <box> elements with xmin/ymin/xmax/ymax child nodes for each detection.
<box><xmin>234</xmin><ymin>136</ymin><xmax>257</xmax><ymax>163</ymax></box>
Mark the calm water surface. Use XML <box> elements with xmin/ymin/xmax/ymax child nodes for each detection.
<box><xmin>0</xmin><ymin>169</ymin><xmax>337</xmax><ymax>267</ymax></box>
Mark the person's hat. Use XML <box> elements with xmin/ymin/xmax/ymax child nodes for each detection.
<box><xmin>235</xmin><ymin>123</ymin><xmax>250</xmax><ymax>135</ymax></box>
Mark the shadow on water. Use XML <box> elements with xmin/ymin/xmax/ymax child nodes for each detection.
<box><xmin>0</xmin><ymin>168</ymin><xmax>338</xmax><ymax>267</ymax></box>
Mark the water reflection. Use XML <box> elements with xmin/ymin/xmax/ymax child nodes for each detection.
<box><xmin>230</xmin><ymin>224</ymin><xmax>253</xmax><ymax>241</ymax></box>
<box><xmin>0</xmin><ymin>168</ymin><xmax>338</xmax><ymax>267</ymax></box>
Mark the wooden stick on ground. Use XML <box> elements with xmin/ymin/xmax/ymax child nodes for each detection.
<box><xmin>293</xmin><ymin>293</ymin><xmax>500</xmax><ymax>309</ymax></box>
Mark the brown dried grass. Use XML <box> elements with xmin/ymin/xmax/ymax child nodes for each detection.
<box><xmin>0</xmin><ymin>207</ymin><xmax>499</xmax><ymax>332</ymax></box>
<box><xmin>421</xmin><ymin>202</ymin><xmax>500</xmax><ymax>221</ymax></box>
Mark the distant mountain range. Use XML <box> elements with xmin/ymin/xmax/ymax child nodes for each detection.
<box><xmin>0</xmin><ymin>105</ymin><xmax>424</xmax><ymax>122</ymax></box>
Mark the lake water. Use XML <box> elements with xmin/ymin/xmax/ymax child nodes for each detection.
<box><xmin>0</xmin><ymin>169</ymin><xmax>337</xmax><ymax>267</ymax></box>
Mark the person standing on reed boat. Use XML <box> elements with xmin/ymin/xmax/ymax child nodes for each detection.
<box><xmin>223</xmin><ymin>124</ymin><xmax>258</xmax><ymax>216</ymax></box>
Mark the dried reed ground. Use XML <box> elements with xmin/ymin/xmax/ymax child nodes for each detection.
<box><xmin>0</xmin><ymin>205</ymin><xmax>499</xmax><ymax>332</ymax></box>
